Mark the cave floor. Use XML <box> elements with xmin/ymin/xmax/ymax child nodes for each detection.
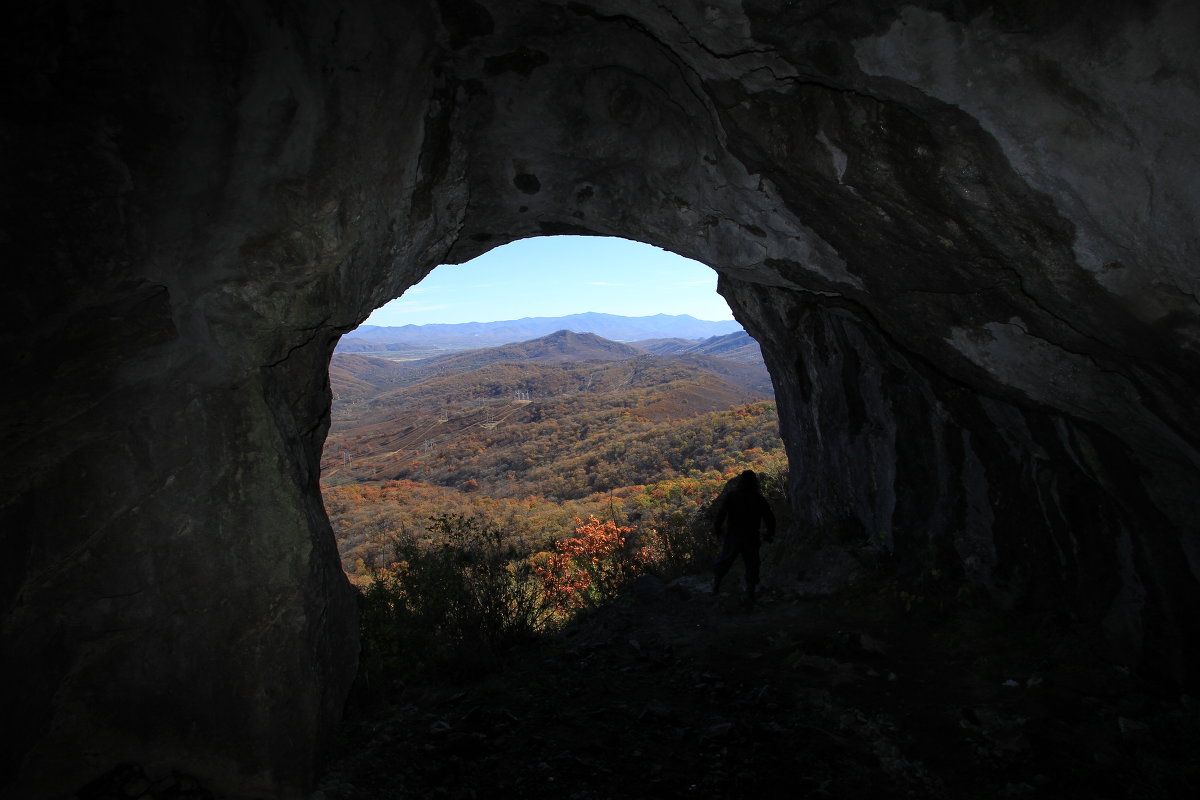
<box><xmin>320</xmin><ymin>579</ymin><xmax>1197</xmax><ymax>799</ymax></box>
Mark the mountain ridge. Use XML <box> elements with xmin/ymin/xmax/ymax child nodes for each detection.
<box><xmin>339</xmin><ymin>312</ymin><xmax>742</xmax><ymax>352</ymax></box>
<box><xmin>329</xmin><ymin>329</ymin><xmax>770</xmax><ymax>403</ymax></box>
<box><xmin>630</xmin><ymin>330</ymin><xmax>763</xmax><ymax>365</ymax></box>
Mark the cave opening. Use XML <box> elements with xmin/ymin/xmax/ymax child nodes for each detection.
<box><xmin>319</xmin><ymin>233</ymin><xmax>784</xmax><ymax>619</ymax></box>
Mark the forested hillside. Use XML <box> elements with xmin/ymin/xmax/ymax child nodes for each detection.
<box><xmin>321</xmin><ymin>329</ymin><xmax>785</xmax><ymax>589</ymax></box>
<box><xmin>324</xmin><ymin>331</ymin><xmax>774</xmax><ymax>481</ymax></box>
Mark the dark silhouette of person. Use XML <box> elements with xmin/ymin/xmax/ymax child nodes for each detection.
<box><xmin>712</xmin><ymin>470</ymin><xmax>776</xmax><ymax>607</ymax></box>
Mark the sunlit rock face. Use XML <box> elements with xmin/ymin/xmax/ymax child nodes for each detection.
<box><xmin>3</xmin><ymin>1</ymin><xmax>1197</xmax><ymax>796</ymax></box>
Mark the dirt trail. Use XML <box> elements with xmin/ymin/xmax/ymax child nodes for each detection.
<box><xmin>320</xmin><ymin>577</ymin><xmax>1197</xmax><ymax>799</ymax></box>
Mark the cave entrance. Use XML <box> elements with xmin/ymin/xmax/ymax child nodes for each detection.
<box><xmin>320</xmin><ymin>234</ymin><xmax>785</xmax><ymax>598</ymax></box>
<box><xmin>9</xmin><ymin>4</ymin><xmax>1200</xmax><ymax>798</ymax></box>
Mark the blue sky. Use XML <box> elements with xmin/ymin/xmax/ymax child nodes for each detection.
<box><xmin>363</xmin><ymin>235</ymin><xmax>733</xmax><ymax>326</ymax></box>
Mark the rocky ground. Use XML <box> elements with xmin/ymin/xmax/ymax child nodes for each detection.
<box><xmin>318</xmin><ymin>576</ymin><xmax>1198</xmax><ymax>800</ymax></box>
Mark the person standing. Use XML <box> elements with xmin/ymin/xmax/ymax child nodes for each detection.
<box><xmin>711</xmin><ymin>470</ymin><xmax>776</xmax><ymax>607</ymax></box>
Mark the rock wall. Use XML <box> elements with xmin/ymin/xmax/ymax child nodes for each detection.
<box><xmin>726</xmin><ymin>280</ymin><xmax>1197</xmax><ymax>679</ymax></box>
<box><xmin>2</xmin><ymin>1</ymin><xmax>1197</xmax><ymax>796</ymax></box>
<box><xmin>1</xmin><ymin>2</ymin><xmax>449</xmax><ymax>796</ymax></box>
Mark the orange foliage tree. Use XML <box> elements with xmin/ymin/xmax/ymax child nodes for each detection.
<box><xmin>535</xmin><ymin>517</ymin><xmax>655</xmax><ymax>613</ymax></box>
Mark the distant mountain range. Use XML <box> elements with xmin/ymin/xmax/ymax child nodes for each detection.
<box><xmin>338</xmin><ymin>312</ymin><xmax>743</xmax><ymax>354</ymax></box>
<box><xmin>324</xmin><ymin>328</ymin><xmax>776</xmax><ymax>489</ymax></box>
<box><xmin>631</xmin><ymin>331</ymin><xmax>764</xmax><ymax>365</ymax></box>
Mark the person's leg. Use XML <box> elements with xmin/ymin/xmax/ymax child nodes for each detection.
<box><xmin>743</xmin><ymin>545</ymin><xmax>761</xmax><ymax>607</ymax></box>
<box><xmin>712</xmin><ymin>537</ymin><xmax>737</xmax><ymax>594</ymax></box>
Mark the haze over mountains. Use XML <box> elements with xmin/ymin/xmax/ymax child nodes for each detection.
<box><xmin>338</xmin><ymin>312</ymin><xmax>743</xmax><ymax>356</ymax></box>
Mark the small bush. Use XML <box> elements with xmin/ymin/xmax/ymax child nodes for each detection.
<box><xmin>356</xmin><ymin>514</ymin><xmax>550</xmax><ymax>689</ymax></box>
<box><xmin>639</xmin><ymin>501</ymin><xmax>716</xmax><ymax>577</ymax></box>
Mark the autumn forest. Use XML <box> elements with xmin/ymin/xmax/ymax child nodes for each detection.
<box><xmin>321</xmin><ymin>325</ymin><xmax>786</xmax><ymax>676</ymax></box>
